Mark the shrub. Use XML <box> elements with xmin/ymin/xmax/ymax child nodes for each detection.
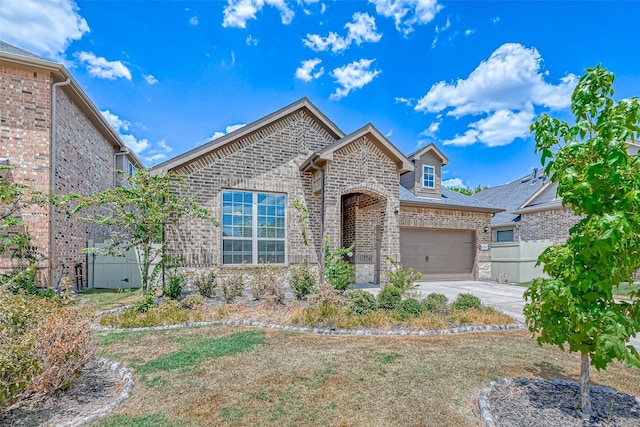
<box><xmin>324</xmin><ymin>237</ymin><xmax>355</xmax><ymax>291</ymax></box>
<box><xmin>386</xmin><ymin>257</ymin><xmax>422</xmax><ymax>294</ymax></box>
<box><xmin>0</xmin><ymin>294</ymin><xmax>94</xmax><ymax>405</ymax></box>
<box><xmin>250</xmin><ymin>264</ymin><xmax>285</xmax><ymax>305</ymax></box>
<box><xmin>1</xmin><ymin>265</ymin><xmax>38</xmax><ymax>295</ymax></box>
<box><xmin>377</xmin><ymin>286</ymin><xmax>402</xmax><ymax>311</ymax></box>
<box><xmin>193</xmin><ymin>268</ymin><xmax>217</xmax><ymax>298</ymax></box>
<box><xmin>163</xmin><ymin>274</ymin><xmax>184</xmax><ymax>300</ymax></box>
<box><xmin>395</xmin><ymin>298</ymin><xmax>424</xmax><ymax>320</ymax></box>
<box><xmin>422</xmin><ymin>293</ymin><xmax>448</xmax><ymax>315</ymax></box>
<box><xmin>347</xmin><ymin>290</ymin><xmax>378</xmax><ymax>315</ymax></box>
<box><xmin>132</xmin><ymin>294</ymin><xmax>156</xmax><ymax>314</ymax></box>
<box><xmin>221</xmin><ymin>269</ymin><xmax>244</xmax><ymax>304</ymax></box>
<box><xmin>100</xmin><ymin>299</ymin><xmax>193</xmax><ymax>328</ymax></box>
<box><xmin>307</xmin><ymin>283</ymin><xmax>346</xmax><ymax>307</ymax></box>
<box><xmin>289</xmin><ymin>262</ymin><xmax>316</xmax><ymax>299</ymax></box>
<box><xmin>451</xmin><ymin>293</ymin><xmax>482</xmax><ymax>311</ymax></box>
<box><xmin>181</xmin><ymin>293</ymin><xmax>204</xmax><ymax>309</ymax></box>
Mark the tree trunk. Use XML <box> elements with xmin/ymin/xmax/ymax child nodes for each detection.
<box><xmin>580</xmin><ymin>352</ymin><xmax>592</xmax><ymax>421</ymax></box>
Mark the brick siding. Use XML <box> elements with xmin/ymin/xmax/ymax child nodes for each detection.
<box><xmin>519</xmin><ymin>207</ymin><xmax>580</xmax><ymax>244</ymax></box>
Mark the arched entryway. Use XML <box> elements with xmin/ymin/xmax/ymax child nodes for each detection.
<box><xmin>340</xmin><ymin>189</ymin><xmax>387</xmax><ymax>284</ymax></box>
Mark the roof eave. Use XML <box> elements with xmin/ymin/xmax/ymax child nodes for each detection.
<box><xmin>400</xmin><ymin>199</ymin><xmax>504</xmax><ymax>214</ymax></box>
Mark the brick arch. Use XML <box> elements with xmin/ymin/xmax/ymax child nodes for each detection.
<box><xmin>340</xmin><ymin>183</ymin><xmax>388</xmax><ymax>201</ymax></box>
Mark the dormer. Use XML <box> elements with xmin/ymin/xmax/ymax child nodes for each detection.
<box><xmin>400</xmin><ymin>143</ymin><xmax>448</xmax><ymax>199</ymax></box>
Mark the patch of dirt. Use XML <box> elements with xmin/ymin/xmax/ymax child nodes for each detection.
<box><xmin>0</xmin><ymin>362</ymin><xmax>121</xmax><ymax>427</ymax></box>
<box><xmin>487</xmin><ymin>378</ymin><xmax>640</xmax><ymax>427</ymax></box>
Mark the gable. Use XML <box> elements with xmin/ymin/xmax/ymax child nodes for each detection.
<box><xmin>153</xmin><ymin>98</ymin><xmax>344</xmax><ymax>173</ymax></box>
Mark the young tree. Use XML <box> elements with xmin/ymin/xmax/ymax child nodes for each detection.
<box><xmin>68</xmin><ymin>169</ymin><xmax>216</xmax><ymax>294</ymax></box>
<box><xmin>524</xmin><ymin>65</ymin><xmax>640</xmax><ymax>420</ymax></box>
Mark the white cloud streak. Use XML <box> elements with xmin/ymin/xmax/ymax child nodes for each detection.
<box><xmin>101</xmin><ymin>110</ymin><xmax>171</xmax><ymax>162</ymax></box>
<box><xmin>304</xmin><ymin>12</ymin><xmax>381</xmax><ymax>53</ymax></box>
<box><xmin>369</xmin><ymin>0</ymin><xmax>442</xmax><ymax>35</ymax></box>
<box><xmin>76</xmin><ymin>51</ymin><xmax>132</xmax><ymax>80</ymax></box>
<box><xmin>295</xmin><ymin>58</ymin><xmax>324</xmax><ymax>81</ymax></box>
<box><xmin>0</xmin><ymin>0</ymin><xmax>89</xmax><ymax>57</ymax></box>
<box><xmin>330</xmin><ymin>59</ymin><xmax>381</xmax><ymax>100</ymax></box>
<box><xmin>415</xmin><ymin>43</ymin><xmax>578</xmax><ymax>147</ymax></box>
<box><xmin>223</xmin><ymin>0</ymin><xmax>295</xmax><ymax>28</ymax></box>
<box><xmin>210</xmin><ymin>124</ymin><xmax>247</xmax><ymax>141</ymax></box>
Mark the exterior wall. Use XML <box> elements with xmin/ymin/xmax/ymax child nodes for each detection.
<box><xmin>519</xmin><ymin>207</ymin><xmax>580</xmax><ymax>244</ymax></box>
<box><xmin>54</xmin><ymin>88</ymin><xmax>119</xmax><ymax>284</ymax></box>
<box><xmin>491</xmin><ymin>224</ymin><xmax>519</xmax><ymax>243</ymax></box>
<box><xmin>412</xmin><ymin>151</ymin><xmax>442</xmax><ymax>199</ymax></box>
<box><xmin>323</xmin><ymin>136</ymin><xmax>401</xmax><ymax>285</ymax></box>
<box><xmin>490</xmin><ymin>240</ymin><xmax>552</xmax><ymax>283</ymax></box>
<box><xmin>167</xmin><ymin>110</ymin><xmax>338</xmax><ymax>267</ymax></box>
<box><xmin>398</xmin><ymin>206</ymin><xmax>492</xmax><ymax>279</ymax></box>
<box><xmin>0</xmin><ymin>63</ymin><xmax>52</xmax><ymax>276</ymax></box>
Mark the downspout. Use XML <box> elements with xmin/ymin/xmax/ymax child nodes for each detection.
<box><xmin>309</xmin><ymin>158</ymin><xmax>325</xmax><ymax>283</ymax></box>
<box><xmin>49</xmin><ymin>78</ymin><xmax>71</xmax><ymax>289</ymax></box>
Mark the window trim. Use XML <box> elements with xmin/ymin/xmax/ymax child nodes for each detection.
<box><xmin>221</xmin><ymin>190</ymin><xmax>287</xmax><ymax>265</ymax></box>
<box><xmin>422</xmin><ymin>165</ymin><xmax>435</xmax><ymax>189</ymax></box>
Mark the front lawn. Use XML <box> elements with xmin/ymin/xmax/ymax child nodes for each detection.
<box><xmin>91</xmin><ymin>326</ymin><xmax>640</xmax><ymax>427</ymax></box>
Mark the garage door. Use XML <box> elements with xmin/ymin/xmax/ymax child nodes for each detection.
<box><xmin>400</xmin><ymin>228</ymin><xmax>475</xmax><ymax>280</ymax></box>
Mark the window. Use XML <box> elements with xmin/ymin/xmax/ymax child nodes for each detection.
<box><xmin>222</xmin><ymin>190</ymin><xmax>286</xmax><ymax>265</ymax></box>
<box><xmin>496</xmin><ymin>229</ymin><xmax>514</xmax><ymax>243</ymax></box>
<box><xmin>422</xmin><ymin>165</ymin><xmax>435</xmax><ymax>188</ymax></box>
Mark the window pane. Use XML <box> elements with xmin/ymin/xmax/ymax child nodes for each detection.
<box><xmin>496</xmin><ymin>230</ymin><xmax>514</xmax><ymax>243</ymax></box>
<box><xmin>423</xmin><ymin>165</ymin><xmax>435</xmax><ymax>188</ymax></box>
<box><xmin>258</xmin><ymin>192</ymin><xmax>285</xmax><ymax>239</ymax></box>
<box><xmin>223</xmin><ymin>239</ymin><xmax>252</xmax><ymax>264</ymax></box>
<box><xmin>258</xmin><ymin>240</ymin><xmax>285</xmax><ymax>264</ymax></box>
<box><xmin>222</xmin><ymin>191</ymin><xmax>252</xmax><ymax>238</ymax></box>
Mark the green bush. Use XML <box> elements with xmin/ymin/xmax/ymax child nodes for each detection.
<box><xmin>132</xmin><ymin>294</ymin><xmax>156</xmax><ymax>314</ymax></box>
<box><xmin>193</xmin><ymin>268</ymin><xmax>217</xmax><ymax>298</ymax></box>
<box><xmin>250</xmin><ymin>264</ymin><xmax>285</xmax><ymax>304</ymax></box>
<box><xmin>377</xmin><ymin>286</ymin><xmax>402</xmax><ymax>311</ymax></box>
<box><xmin>181</xmin><ymin>293</ymin><xmax>204</xmax><ymax>309</ymax></box>
<box><xmin>422</xmin><ymin>293</ymin><xmax>448</xmax><ymax>315</ymax></box>
<box><xmin>386</xmin><ymin>257</ymin><xmax>422</xmax><ymax>294</ymax></box>
<box><xmin>324</xmin><ymin>237</ymin><xmax>355</xmax><ymax>291</ymax></box>
<box><xmin>347</xmin><ymin>290</ymin><xmax>378</xmax><ymax>315</ymax></box>
<box><xmin>289</xmin><ymin>262</ymin><xmax>316</xmax><ymax>299</ymax></box>
<box><xmin>451</xmin><ymin>293</ymin><xmax>482</xmax><ymax>311</ymax></box>
<box><xmin>395</xmin><ymin>298</ymin><xmax>424</xmax><ymax>320</ymax></box>
<box><xmin>1</xmin><ymin>265</ymin><xmax>38</xmax><ymax>295</ymax></box>
<box><xmin>163</xmin><ymin>274</ymin><xmax>184</xmax><ymax>300</ymax></box>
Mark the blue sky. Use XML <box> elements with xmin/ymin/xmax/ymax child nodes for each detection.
<box><xmin>2</xmin><ymin>0</ymin><xmax>639</xmax><ymax>188</ymax></box>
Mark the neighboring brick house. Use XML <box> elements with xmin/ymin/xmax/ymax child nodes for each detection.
<box><xmin>473</xmin><ymin>141</ymin><xmax>640</xmax><ymax>283</ymax></box>
<box><xmin>0</xmin><ymin>41</ymin><xmax>142</xmax><ymax>288</ymax></box>
<box><xmin>152</xmin><ymin>98</ymin><xmax>501</xmax><ymax>285</ymax></box>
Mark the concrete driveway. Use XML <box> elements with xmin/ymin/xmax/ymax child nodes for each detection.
<box><xmin>372</xmin><ymin>280</ymin><xmax>640</xmax><ymax>352</ymax></box>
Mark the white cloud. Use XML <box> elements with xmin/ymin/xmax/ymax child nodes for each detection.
<box><xmin>320</xmin><ymin>3</ymin><xmax>327</xmax><ymax>14</ymax></box>
<box><xmin>144</xmin><ymin>74</ymin><xmax>159</xmax><ymax>85</ymax></box>
<box><xmin>395</xmin><ymin>97</ymin><xmax>414</xmax><ymax>106</ymax></box>
<box><xmin>491</xmin><ymin>16</ymin><xmax>500</xmax><ymax>24</ymax></box>
<box><xmin>223</xmin><ymin>0</ymin><xmax>294</xmax><ymax>28</ymax></box>
<box><xmin>100</xmin><ymin>110</ymin><xmax>172</xmax><ymax>161</ymax></box>
<box><xmin>295</xmin><ymin>58</ymin><xmax>324</xmax><ymax>82</ymax></box>
<box><xmin>442</xmin><ymin>178</ymin><xmax>464</xmax><ymax>188</ymax></box>
<box><xmin>415</xmin><ymin>43</ymin><xmax>578</xmax><ymax>147</ymax></box>
<box><xmin>210</xmin><ymin>124</ymin><xmax>247</xmax><ymax>141</ymax></box>
<box><xmin>0</xmin><ymin>0</ymin><xmax>89</xmax><ymax>57</ymax></box>
<box><xmin>76</xmin><ymin>51</ymin><xmax>132</xmax><ymax>80</ymax></box>
<box><xmin>189</xmin><ymin>16</ymin><xmax>199</xmax><ymax>25</ymax></box>
<box><xmin>369</xmin><ymin>0</ymin><xmax>442</xmax><ymax>35</ymax></box>
<box><xmin>304</xmin><ymin>12</ymin><xmax>381</xmax><ymax>53</ymax></box>
<box><xmin>330</xmin><ymin>59</ymin><xmax>381</xmax><ymax>100</ymax></box>
<box><xmin>421</xmin><ymin>120</ymin><xmax>440</xmax><ymax>137</ymax></box>
<box><xmin>246</xmin><ymin>35</ymin><xmax>259</xmax><ymax>46</ymax></box>
<box><xmin>464</xmin><ymin>29</ymin><xmax>474</xmax><ymax>36</ymax></box>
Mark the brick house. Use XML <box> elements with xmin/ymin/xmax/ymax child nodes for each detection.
<box><xmin>152</xmin><ymin>98</ymin><xmax>501</xmax><ymax>285</ymax></box>
<box><xmin>473</xmin><ymin>141</ymin><xmax>640</xmax><ymax>283</ymax></box>
<box><xmin>0</xmin><ymin>41</ymin><xmax>142</xmax><ymax>288</ymax></box>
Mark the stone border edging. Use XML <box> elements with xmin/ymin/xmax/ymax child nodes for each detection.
<box><xmin>91</xmin><ymin>305</ymin><xmax>526</xmax><ymax>336</ymax></box>
<box><xmin>477</xmin><ymin>377</ymin><xmax>640</xmax><ymax>427</ymax></box>
<box><xmin>64</xmin><ymin>358</ymin><xmax>135</xmax><ymax>427</ymax></box>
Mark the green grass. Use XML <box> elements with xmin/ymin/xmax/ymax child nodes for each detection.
<box><xmin>614</xmin><ymin>282</ymin><xmax>640</xmax><ymax>298</ymax></box>
<box><xmin>89</xmin><ymin>412</ymin><xmax>181</xmax><ymax>427</ymax></box>
<box><xmin>78</xmin><ymin>288</ymin><xmax>142</xmax><ymax>311</ymax></box>
<box><xmin>133</xmin><ymin>329</ymin><xmax>266</xmax><ymax>376</ymax></box>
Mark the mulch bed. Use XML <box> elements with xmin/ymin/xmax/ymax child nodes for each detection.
<box><xmin>485</xmin><ymin>378</ymin><xmax>640</xmax><ymax>427</ymax></box>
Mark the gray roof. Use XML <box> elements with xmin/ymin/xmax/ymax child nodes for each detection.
<box><xmin>399</xmin><ymin>184</ymin><xmax>501</xmax><ymax>211</ymax></box>
<box><xmin>472</xmin><ymin>171</ymin><xmax>548</xmax><ymax>225</ymax></box>
<box><xmin>0</xmin><ymin>40</ymin><xmax>46</xmax><ymax>60</ymax></box>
